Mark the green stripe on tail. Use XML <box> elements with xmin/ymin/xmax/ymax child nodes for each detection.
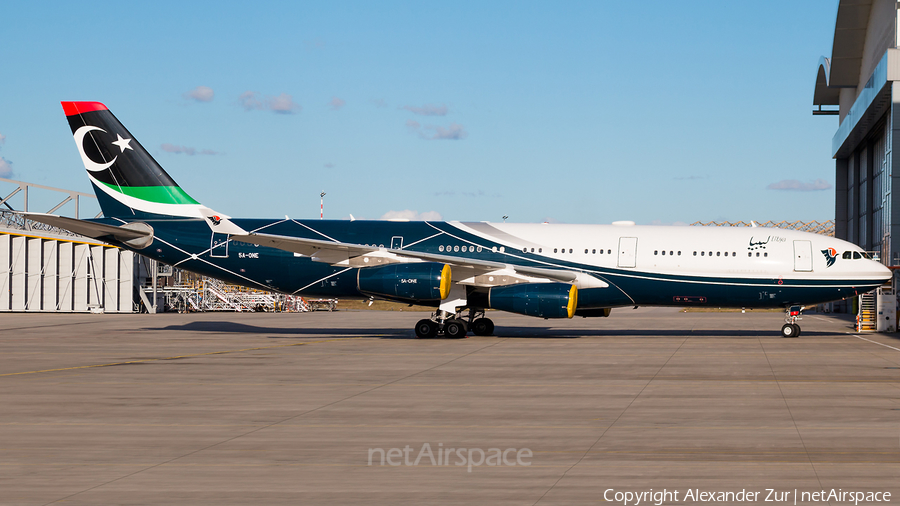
<box><xmin>99</xmin><ymin>181</ymin><xmax>200</xmax><ymax>205</ymax></box>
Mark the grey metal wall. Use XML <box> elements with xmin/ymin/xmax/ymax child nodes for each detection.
<box><xmin>835</xmin><ymin>107</ymin><xmax>896</xmax><ymax>263</ymax></box>
<box><xmin>0</xmin><ymin>230</ymin><xmax>133</xmax><ymax>312</ymax></box>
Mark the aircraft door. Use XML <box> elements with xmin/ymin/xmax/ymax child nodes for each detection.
<box><xmin>391</xmin><ymin>236</ymin><xmax>403</xmax><ymax>249</ymax></box>
<box><xmin>793</xmin><ymin>240</ymin><xmax>812</xmax><ymax>271</ymax></box>
<box><xmin>617</xmin><ymin>237</ymin><xmax>638</xmax><ymax>268</ymax></box>
<box><xmin>211</xmin><ymin>232</ymin><xmax>229</xmax><ymax>258</ymax></box>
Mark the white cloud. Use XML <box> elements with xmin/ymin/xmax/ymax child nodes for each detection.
<box><xmin>324</xmin><ymin>162</ymin><xmax>335</xmax><ymax>168</ymax></box>
<box><xmin>184</xmin><ymin>86</ymin><xmax>214</xmax><ymax>102</ymax></box>
<box><xmin>239</xmin><ymin>91</ymin><xmax>301</xmax><ymax>114</ymax></box>
<box><xmin>0</xmin><ymin>133</ymin><xmax>6</xmax><ymax>144</ymax></box>
<box><xmin>329</xmin><ymin>97</ymin><xmax>346</xmax><ymax>110</ymax></box>
<box><xmin>370</xmin><ymin>98</ymin><xmax>387</xmax><ymax>108</ymax></box>
<box><xmin>161</xmin><ymin>143</ymin><xmax>218</xmax><ymax>156</ymax></box>
<box><xmin>380</xmin><ymin>210</ymin><xmax>442</xmax><ymax>221</ymax></box>
<box><xmin>429</xmin><ymin>123</ymin><xmax>467</xmax><ymax>140</ymax></box>
<box><xmin>766</xmin><ymin>179</ymin><xmax>832</xmax><ymax>191</ymax></box>
<box><xmin>402</xmin><ymin>104</ymin><xmax>448</xmax><ymax>116</ymax></box>
<box><xmin>268</xmin><ymin>93</ymin><xmax>300</xmax><ymax>114</ymax></box>
<box><xmin>0</xmin><ymin>157</ymin><xmax>13</xmax><ymax>178</ymax></box>
<box><xmin>405</xmin><ymin>120</ymin><xmax>468</xmax><ymax>140</ymax></box>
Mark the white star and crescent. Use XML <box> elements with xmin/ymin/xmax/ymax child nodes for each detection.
<box><xmin>112</xmin><ymin>134</ymin><xmax>133</xmax><ymax>153</ymax></box>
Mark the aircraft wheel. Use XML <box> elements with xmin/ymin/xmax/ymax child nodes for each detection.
<box><xmin>444</xmin><ymin>320</ymin><xmax>468</xmax><ymax>339</ymax></box>
<box><xmin>415</xmin><ymin>319</ymin><xmax>437</xmax><ymax>339</ymax></box>
<box><xmin>471</xmin><ymin>318</ymin><xmax>494</xmax><ymax>336</ymax></box>
<box><xmin>781</xmin><ymin>323</ymin><xmax>799</xmax><ymax>338</ymax></box>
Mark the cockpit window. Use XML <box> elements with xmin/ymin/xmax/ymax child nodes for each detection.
<box><xmin>852</xmin><ymin>251</ymin><xmax>862</xmax><ymax>259</ymax></box>
<box><xmin>842</xmin><ymin>251</ymin><xmax>852</xmax><ymax>259</ymax></box>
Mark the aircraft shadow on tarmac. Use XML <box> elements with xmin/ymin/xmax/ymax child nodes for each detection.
<box><xmin>145</xmin><ymin>322</ymin><xmax>852</xmax><ymax>339</ymax></box>
<box><xmin>146</xmin><ymin>321</ymin><xmax>409</xmax><ymax>338</ymax></box>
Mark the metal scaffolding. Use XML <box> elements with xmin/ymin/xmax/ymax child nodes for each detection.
<box><xmin>691</xmin><ymin>220</ymin><xmax>835</xmax><ymax>236</ymax></box>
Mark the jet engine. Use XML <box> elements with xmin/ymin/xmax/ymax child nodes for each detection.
<box><xmin>469</xmin><ymin>282</ymin><xmax>578</xmax><ymax>319</ymax></box>
<box><xmin>357</xmin><ymin>262</ymin><xmax>451</xmax><ymax>304</ymax></box>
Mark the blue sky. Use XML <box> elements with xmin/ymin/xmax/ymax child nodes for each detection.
<box><xmin>0</xmin><ymin>1</ymin><xmax>840</xmax><ymax>224</ymax></box>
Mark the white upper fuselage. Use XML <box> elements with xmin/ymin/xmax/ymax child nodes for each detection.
<box><xmin>449</xmin><ymin>221</ymin><xmax>890</xmax><ymax>285</ymax></box>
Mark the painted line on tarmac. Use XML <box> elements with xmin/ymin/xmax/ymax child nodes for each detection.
<box><xmin>0</xmin><ymin>337</ymin><xmax>365</xmax><ymax>378</ymax></box>
<box><xmin>853</xmin><ymin>334</ymin><xmax>900</xmax><ymax>352</ymax></box>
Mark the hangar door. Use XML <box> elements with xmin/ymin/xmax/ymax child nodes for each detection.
<box><xmin>793</xmin><ymin>240</ymin><xmax>812</xmax><ymax>272</ymax></box>
<box><xmin>618</xmin><ymin>237</ymin><xmax>638</xmax><ymax>268</ymax></box>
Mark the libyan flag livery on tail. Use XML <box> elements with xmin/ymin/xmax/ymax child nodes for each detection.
<box><xmin>62</xmin><ymin>101</ymin><xmax>233</xmax><ymax>227</ymax></box>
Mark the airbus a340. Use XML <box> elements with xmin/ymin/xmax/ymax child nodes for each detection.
<box><xmin>23</xmin><ymin>102</ymin><xmax>892</xmax><ymax>338</ymax></box>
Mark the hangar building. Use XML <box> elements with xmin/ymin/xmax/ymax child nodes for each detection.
<box><xmin>814</xmin><ymin>0</ymin><xmax>900</xmax><ymax>264</ymax></box>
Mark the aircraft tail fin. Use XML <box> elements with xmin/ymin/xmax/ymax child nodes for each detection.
<box><xmin>62</xmin><ymin>101</ymin><xmax>202</xmax><ymax>219</ymax></box>
<box><xmin>61</xmin><ymin>102</ymin><xmax>244</xmax><ymax>233</ymax></box>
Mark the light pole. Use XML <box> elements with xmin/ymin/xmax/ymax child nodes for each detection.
<box><xmin>320</xmin><ymin>191</ymin><xmax>326</xmax><ymax>219</ymax></box>
<box><xmin>502</xmin><ymin>215</ymin><xmax>508</xmax><ymax>223</ymax></box>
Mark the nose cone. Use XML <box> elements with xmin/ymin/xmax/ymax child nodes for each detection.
<box><xmin>869</xmin><ymin>260</ymin><xmax>893</xmax><ymax>283</ymax></box>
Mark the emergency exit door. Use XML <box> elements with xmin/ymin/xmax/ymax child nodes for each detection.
<box><xmin>793</xmin><ymin>240</ymin><xmax>812</xmax><ymax>272</ymax></box>
<box><xmin>618</xmin><ymin>237</ymin><xmax>638</xmax><ymax>268</ymax></box>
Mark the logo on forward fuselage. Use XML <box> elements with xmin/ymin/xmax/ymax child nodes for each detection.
<box><xmin>821</xmin><ymin>247</ymin><xmax>837</xmax><ymax>267</ymax></box>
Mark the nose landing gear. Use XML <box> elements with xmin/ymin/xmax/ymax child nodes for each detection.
<box><xmin>780</xmin><ymin>305</ymin><xmax>802</xmax><ymax>338</ymax></box>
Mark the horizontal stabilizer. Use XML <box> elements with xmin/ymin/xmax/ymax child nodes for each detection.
<box><xmin>20</xmin><ymin>212</ymin><xmax>154</xmax><ymax>248</ymax></box>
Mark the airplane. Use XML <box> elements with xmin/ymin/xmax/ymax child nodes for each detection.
<box><xmin>21</xmin><ymin>101</ymin><xmax>893</xmax><ymax>339</ymax></box>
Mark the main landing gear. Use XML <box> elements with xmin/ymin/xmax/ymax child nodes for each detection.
<box><xmin>780</xmin><ymin>305</ymin><xmax>803</xmax><ymax>338</ymax></box>
<box><xmin>414</xmin><ymin>308</ymin><xmax>494</xmax><ymax>339</ymax></box>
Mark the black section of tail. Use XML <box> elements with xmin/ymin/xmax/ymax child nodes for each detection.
<box><xmin>65</xmin><ymin>107</ymin><xmax>179</xmax><ymax>188</ymax></box>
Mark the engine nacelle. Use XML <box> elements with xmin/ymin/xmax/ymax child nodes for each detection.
<box><xmin>477</xmin><ymin>282</ymin><xmax>578</xmax><ymax>319</ymax></box>
<box><xmin>357</xmin><ymin>262</ymin><xmax>451</xmax><ymax>304</ymax></box>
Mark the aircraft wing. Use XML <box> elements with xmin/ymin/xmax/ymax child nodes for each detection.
<box><xmin>237</xmin><ymin>232</ymin><xmax>580</xmax><ymax>283</ymax></box>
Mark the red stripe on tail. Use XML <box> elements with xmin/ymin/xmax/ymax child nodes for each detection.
<box><xmin>61</xmin><ymin>101</ymin><xmax>108</xmax><ymax>116</ymax></box>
